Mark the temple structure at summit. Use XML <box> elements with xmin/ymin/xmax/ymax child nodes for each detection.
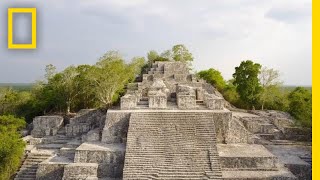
<box><xmin>16</xmin><ymin>61</ymin><xmax>311</xmax><ymax>180</ymax></box>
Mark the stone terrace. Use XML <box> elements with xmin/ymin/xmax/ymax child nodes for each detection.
<box><xmin>123</xmin><ymin>112</ymin><xmax>223</xmax><ymax>180</ymax></box>
<box><xmin>18</xmin><ymin>61</ymin><xmax>311</xmax><ymax>180</ymax></box>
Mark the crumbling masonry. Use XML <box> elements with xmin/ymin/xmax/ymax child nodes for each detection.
<box><xmin>16</xmin><ymin>61</ymin><xmax>311</xmax><ymax>180</ymax></box>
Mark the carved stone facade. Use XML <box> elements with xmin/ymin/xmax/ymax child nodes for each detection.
<box><xmin>31</xmin><ymin>116</ymin><xmax>64</xmax><ymax>138</ymax></box>
<box><xmin>120</xmin><ymin>61</ymin><xmax>225</xmax><ymax>110</ymax></box>
<box><xmin>17</xmin><ymin>62</ymin><xmax>311</xmax><ymax>180</ymax></box>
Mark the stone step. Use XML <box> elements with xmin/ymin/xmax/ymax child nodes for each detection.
<box><xmin>51</xmin><ymin>139</ymin><xmax>70</xmax><ymax>144</ymax></box>
<box><xmin>260</xmin><ymin>123</ymin><xmax>276</xmax><ymax>134</ymax></box>
<box><xmin>20</xmin><ymin>164</ymin><xmax>38</xmax><ymax>169</ymax></box>
<box><xmin>27</xmin><ymin>153</ymin><xmax>52</xmax><ymax>158</ymax></box>
<box><xmin>15</xmin><ymin>152</ymin><xmax>52</xmax><ymax>180</ymax></box>
<box><xmin>24</xmin><ymin>158</ymin><xmax>44</xmax><ymax>163</ymax></box>
<box><xmin>140</xmin><ymin>97</ymin><xmax>149</xmax><ymax>101</ymax></box>
<box><xmin>17</xmin><ymin>171</ymin><xmax>36</xmax><ymax>176</ymax></box>
<box><xmin>14</xmin><ymin>178</ymin><xmax>35</xmax><ymax>180</ymax></box>
<box><xmin>37</xmin><ymin>144</ymin><xmax>64</xmax><ymax>149</ymax></box>
<box><xmin>123</xmin><ymin>112</ymin><xmax>222</xmax><ymax>179</ymax></box>
<box><xmin>15</xmin><ymin>174</ymin><xmax>35</xmax><ymax>178</ymax></box>
<box><xmin>257</xmin><ymin>133</ymin><xmax>275</xmax><ymax>140</ymax></box>
<box><xmin>270</xmin><ymin>140</ymin><xmax>311</xmax><ymax>146</ymax></box>
<box><xmin>57</xmin><ymin>128</ymin><xmax>66</xmax><ymax>135</ymax></box>
<box><xmin>137</xmin><ymin>101</ymin><xmax>149</xmax><ymax>105</ymax></box>
<box><xmin>222</xmin><ymin>170</ymin><xmax>296</xmax><ymax>180</ymax></box>
<box><xmin>300</xmin><ymin>156</ymin><xmax>312</xmax><ymax>165</ymax></box>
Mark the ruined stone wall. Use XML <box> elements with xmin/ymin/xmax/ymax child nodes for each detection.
<box><xmin>209</xmin><ymin>111</ymin><xmax>232</xmax><ymax>143</ymax></box>
<box><xmin>74</xmin><ymin>143</ymin><xmax>125</xmax><ymax>178</ymax></box>
<box><xmin>102</xmin><ymin>110</ymin><xmax>233</xmax><ymax>144</ymax></box>
<box><xmin>225</xmin><ymin>116</ymin><xmax>252</xmax><ymax>144</ymax></box>
<box><xmin>65</xmin><ymin>109</ymin><xmax>105</xmax><ymax>137</ymax></box>
<box><xmin>101</xmin><ymin>111</ymin><xmax>130</xmax><ymax>144</ymax></box>
<box><xmin>31</xmin><ymin>116</ymin><xmax>63</xmax><ymax>138</ymax></box>
<box><xmin>37</xmin><ymin>160</ymin><xmax>68</xmax><ymax>180</ymax></box>
<box><xmin>63</xmin><ymin>163</ymin><xmax>98</xmax><ymax>180</ymax></box>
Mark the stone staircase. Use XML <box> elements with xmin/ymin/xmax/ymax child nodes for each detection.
<box><xmin>137</xmin><ymin>98</ymin><xmax>149</xmax><ymax>109</ymax></box>
<box><xmin>240</xmin><ymin>117</ymin><xmax>282</xmax><ymax>142</ymax></box>
<box><xmin>123</xmin><ymin>112</ymin><xmax>222</xmax><ymax>180</ymax></box>
<box><xmin>14</xmin><ymin>152</ymin><xmax>52</xmax><ymax>180</ymax></box>
<box><xmin>36</xmin><ymin>135</ymin><xmax>73</xmax><ymax>150</ymax></box>
<box><xmin>270</xmin><ymin>140</ymin><xmax>312</xmax><ymax>146</ymax></box>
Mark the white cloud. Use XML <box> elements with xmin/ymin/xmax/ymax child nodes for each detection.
<box><xmin>0</xmin><ymin>0</ymin><xmax>311</xmax><ymax>85</ymax></box>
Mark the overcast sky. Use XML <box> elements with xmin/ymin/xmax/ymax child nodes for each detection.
<box><xmin>0</xmin><ymin>0</ymin><xmax>312</xmax><ymax>85</ymax></box>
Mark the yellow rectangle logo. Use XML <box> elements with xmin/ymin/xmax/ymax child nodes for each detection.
<box><xmin>8</xmin><ymin>8</ymin><xmax>37</xmax><ymax>49</ymax></box>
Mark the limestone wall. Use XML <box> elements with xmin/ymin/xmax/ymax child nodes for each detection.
<box><xmin>149</xmin><ymin>94</ymin><xmax>167</xmax><ymax>108</ymax></box>
<box><xmin>82</xmin><ymin>128</ymin><xmax>101</xmax><ymax>142</ymax></box>
<box><xmin>62</xmin><ymin>163</ymin><xmax>98</xmax><ymax>180</ymax></box>
<box><xmin>177</xmin><ymin>94</ymin><xmax>196</xmax><ymax>109</ymax></box>
<box><xmin>211</xmin><ymin>112</ymin><xmax>232</xmax><ymax>143</ymax></box>
<box><xmin>101</xmin><ymin>111</ymin><xmax>130</xmax><ymax>144</ymax></box>
<box><xmin>102</xmin><ymin>110</ymin><xmax>233</xmax><ymax>144</ymax></box>
<box><xmin>225</xmin><ymin>116</ymin><xmax>252</xmax><ymax>144</ymax></box>
<box><xmin>31</xmin><ymin>116</ymin><xmax>63</xmax><ymax>138</ymax></box>
<box><xmin>37</xmin><ymin>160</ymin><xmax>68</xmax><ymax>180</ymax></box>
<box><xmin>66</xmin><ymin>109</ymin><xmax>105</xmax><ymax>137</ymax></box>
<box><xmin>120</xmin><ymin>94</ymin><xmax>137</xmax><ymax>110</ymax></box>
<box><xmin>74</xmin><ymin>143</ymin><xmax>125</xmax><ymax>178</ymax></box>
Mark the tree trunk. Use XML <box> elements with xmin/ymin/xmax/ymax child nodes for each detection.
<box><xmin>66</xmin><ymin>101</ymin><xmax>71</xmax><ymax>114</ymax></box>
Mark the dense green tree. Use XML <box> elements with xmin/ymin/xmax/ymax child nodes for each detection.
<box><xmin>172</xmin><ymin>44</ymin><xmax>193</xmax><ymax>62</ymax></box>
<box><xmin>89</xmin><ymin>51</ymin><xmax>145</xmax><ymax>107</ymax></box>
<box><xmin>129</xmin><ymin>56</ymin><xmax>147</xmax><ymax>78</ymax></box>
<box><xmin>197</xmin><ymin>68</ymin><xmax>226</xmax><ymax>91</ymax></box>
<box><xmin>147</xmin><ymin>50</ymin><xmax>159</xmax><ymax>65</ymax></box>
<box><xmin>263</xmin><ymin>87</ymin><xmax>289</xmax><ymax>111</ymax></box>
<box><xmin>288</xmin><ymin>87</ymin><xmax>312</xmax><ymax>127</ymax></box>
<box><xmin>233</xmin><ymin>60</ymin><xmax>262</xmax><ymax>109</ymax></box>
<box><xmin>160</xmin><ymin>50</ymin><xmax>173</xmax><ymax>61</ymax></box>
<box><xmin>0</xmin><ymin>88</ymin><xmax>31</xmax><ymax>115</ymax></box>
<box><xmin>222</xmin><ymin>80</ymin><xmax>242</xmax><ymax>107</ymax></box>
<box><xmin>73</xmin><ymin>65</ymin><xmax>99</xmax><ymax>110</ymax></box>
<box><xmin>60</xmin><ymin>66</ymin><xmax>80</xmax><ymax>113</ymax></box>
<box><xmin>0</xmin><ymin>115</ymin><xmax>26</xmax><ymax>180</ymax></box>
<box><xmin>259</xmin><ymin>67</ymin><xmax>282</xmax><ymax>110</ymax></box>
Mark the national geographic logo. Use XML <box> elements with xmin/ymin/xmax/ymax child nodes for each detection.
<box><xmin>7</xmin><ymin>8</ymin><xmax>37</xmax><ymax>49</ymax></box>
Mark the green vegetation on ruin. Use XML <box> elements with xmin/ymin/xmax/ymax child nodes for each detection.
<box><xmin>0</xmin><ymin>44</ymin><xmax>312</xmax><ymax>179</ymax></box>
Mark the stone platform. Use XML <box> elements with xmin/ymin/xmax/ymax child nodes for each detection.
<box><xmin>74</xmin><ymin>142</ymin><xmax>126</xmax><ymax>178</ymax></box>
<box><xmin>17</xmin><ymin>61</ymin><xmax>311</xmax><ymax>180</ymax></box>
<box><xmin>217</xmin><ymin>144</ymin><xmax>296</xmax><ymax>179</ymax></box>
<box><xmin>266</xmin><ymin>145</ymin><xmax>312</xmax><ymax>180</ymax></box>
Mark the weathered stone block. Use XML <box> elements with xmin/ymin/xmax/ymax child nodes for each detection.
<box><xmin>205</xmin><ymin>95</ymin><xmax>224</xmax><ymax>110</ymax></box>
<box><xmin>173</xmin><ymin>74</ymin><xmax>187</xmax><ymax>81</ymax></box>
<box><xmin>31</xmin><ymin>116</ymin><xmax>63</xmax><ymax>138</ymax></box>
<box><xmin>273</xmin><ymin>118</ymin><xmax>294</xmax><ymax>131</ymax></box>
<box><xmin>218</xmin><ymin>144</ymin><xmax>278</xmax><ymax>170</ymax></box>
<box><xmin>225</xmin><ymin>117</ymin><xmax>251</xmax><ymax>144</ymax></box>
<box><xmin>63</xmin><ymin>163</ymin><xmax>98</xmax><ymax>180</ymax></box>
<box><xmin>149</xmin><ymin>93</ymin><xmax>167</xmax><ymax>109</ymax></box>
<box><xmin>82</xmin><ymin>128</ymin><xmax>101</xmax><ymax>142</ymax></box>
<box><xmin>120</xmin><ymin>94</ymin><xmax>137</xmax><ymax>110</ymax></box>
<box><xmin>36</xmin><ymin>160</ymin><xmax>69</xmax><ymax>180</ymax></box>
<box><xmin>65</xmin><ymin>123</ymin><xmax>91</xmax><ymax>137</ymax></box>
<box><xmin>74</xmin><ymin>142</ymin><xmax>125</xmax><ymax>178</ymax></box>
<box><xmin>101</xmin><ymin>111</ymin><xmax>130</xmax><ymax>144</ymax></box>
<box><xmin>177</xmin><ymin>94</ymin><xmax>196</xmax><ymax>109</ymax></box>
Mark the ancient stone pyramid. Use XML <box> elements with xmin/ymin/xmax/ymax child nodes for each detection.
<box><xmin>18</xmin><ymin>61</ymin><xmax>310</xmax><ymax>180</ymax></box>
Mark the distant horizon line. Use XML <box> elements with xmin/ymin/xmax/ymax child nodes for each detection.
<box><xmin>0</xmin><ymin>82</ymin><xmax>312</xmax><ymax>87</ymax></box>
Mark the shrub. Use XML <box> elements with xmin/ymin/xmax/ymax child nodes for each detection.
<box><xmin>0</xmin><ymin>115</ymin><xmax>26</xmax><ymax>180</ymax></box>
